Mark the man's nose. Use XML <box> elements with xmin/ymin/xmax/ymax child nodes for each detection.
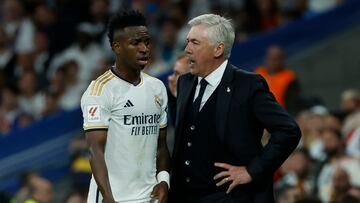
<box><xmin>138</xmin><ymin>42</ymin><xmax>148</xmax><ymax>52</ymax></box>
<box><xmin>185</xmin><ymin>44</ymin><xmax>192</xmax><ymax>54</ymax></box>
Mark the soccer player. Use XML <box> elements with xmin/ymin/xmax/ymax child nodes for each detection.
<box><xmin>81</xmin><ymin>10</ymin><xmax>170</xmax><ymax>203</ymax></box>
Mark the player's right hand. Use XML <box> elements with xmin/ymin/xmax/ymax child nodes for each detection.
<box><xmin>150</xmin><ymin>181</ymin><xmax>168</xmax><ymax>203</ymax></box>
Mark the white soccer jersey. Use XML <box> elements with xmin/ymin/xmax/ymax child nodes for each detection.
<box><xmin>81</xmin><ymin>69</ymin><xmax>167</xmax><ymax>203</ymax></box>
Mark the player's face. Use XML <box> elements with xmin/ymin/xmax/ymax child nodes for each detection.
<box><xmin>113</xmin><ymin>26</ymin><xmax>150</xmax><ymax>71</ymax></box>
<box><xmin>185</xmin><ymin>25</ymin><xmax>217</xmax><ymax>77</ymax></box>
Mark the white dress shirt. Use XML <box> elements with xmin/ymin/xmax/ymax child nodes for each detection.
<box><xmin>193</xmin><ymin>60</ymin><xmax>228</xmax><ymax>111</ymax></box>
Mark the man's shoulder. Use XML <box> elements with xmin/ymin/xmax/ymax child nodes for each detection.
<box><xmin>228</xmin><ymin>64</ymin><xmax>261</xmax><ymax>82</ymax></box>
<box><xmin>178</xmin><ymin>72</ymin><xmax>194</xmax><ymax>82</ymax></box>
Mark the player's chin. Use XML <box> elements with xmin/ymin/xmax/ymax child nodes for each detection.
<box><xmin>138</xmin><ymin>64</ymin><xmax>146</xmax><ymax>70</ymax></box>
<box><xmin>136</xmin><ymin>61</ymin><xmax>148</xmax><ymax>70</ymax></box>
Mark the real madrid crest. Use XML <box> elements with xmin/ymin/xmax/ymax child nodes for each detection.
<box><xmin>154</xmin><ymin>95</ymin><xmax>162</xmax><ymax>108</ymax></box>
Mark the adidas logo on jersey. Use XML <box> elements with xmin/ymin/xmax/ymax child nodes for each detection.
<box><xmin>124</xmin><ymin>100</ymin><xmax>134</xmax><ymax>108</ymax></box>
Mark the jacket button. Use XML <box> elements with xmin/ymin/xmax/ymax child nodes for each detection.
<box><xmin>185</xmin><ymin>160</ymin><xmax>190</xmax><ymax>165</ymax></box>
<box><xmin>190</xmin><ymin>125</ymin><xmax>195</xmax><ymax>130</ymax></box>
<box><xmin>185</xmin><ymin>177</ymin><xmax>191</xmax><ymax>182</ymax></box>
<box><xmin>187</xmin><ymin>142</ymin><xmax>192</xmax><ymax>147</ymax></box>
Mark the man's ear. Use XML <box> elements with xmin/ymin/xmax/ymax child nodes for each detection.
<box><xmin>112</xmin><ymin>41</ymin><xmax>121</xmax><ymax>54</ymax></box>
<box><xmin>214</xmin><ymin>43</ymin><xmax>225</xmax><ymax>58</ymax></box>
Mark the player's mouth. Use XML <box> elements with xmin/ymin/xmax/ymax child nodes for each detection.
<box><xmin>137</xmin><ymin>56</ymin><xmax>149</xmax><ymax>66</ymax></box>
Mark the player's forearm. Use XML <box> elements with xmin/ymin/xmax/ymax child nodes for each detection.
<box><xmin>89</xmin><ymin>146</ymin><xmax>115</xmax><ymax>202</ymax></box>
<box><xmin>156</xmin><ymin>144</ymin><xmax>171</xmax><ymax>172</ymax></box>
<box><xmin>156</xmin><ymin>128</ymin><xmax>170</xmax><ymax>172</ymax></box>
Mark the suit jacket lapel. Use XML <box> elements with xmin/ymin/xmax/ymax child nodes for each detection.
<box><xmin>216</xmin><ymin>64</ymin><xmax>235</xmax><ymax>142</ymax></box>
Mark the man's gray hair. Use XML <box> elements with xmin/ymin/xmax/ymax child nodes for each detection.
<box><xmin>188</xmin><ymin>14</ymin><xmax>235</xmax><ymax>59</ymax></box>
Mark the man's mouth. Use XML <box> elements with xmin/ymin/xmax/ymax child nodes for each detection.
<box><xmin>189</xmin><ymin>58</ymin><xmax>196</xmax><ymax>67</ymax></box>
<box><xmin>137</xmin><ymin>56</ymin><xmax>149</xmax><ymax>66</ymax></box>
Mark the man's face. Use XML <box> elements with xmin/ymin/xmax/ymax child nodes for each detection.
<box><xmin>168</xmin><ymin>57</ymin><xmax>190</xmax><ymax>96</ymax></box>
<box><xmin>113</xmin><ymin>26</ymin><xmax>150</xmax><ymax>71</ymax></box>
<box><xmin>174</xmin><ymin>57</ymin><xmax>190</xmax><ymax>77</ymax></box>
<box><xmin>322</xmin><ymin>130</ymin><xmax>341</xmax><ymax>157</ymax></box>
<box><xmin>185</xmin><ymin>25</ymin><xmax>216</xmax><ymax>77</ymax></box>
<box><xmin>265</xmin><ymin>46</ymin><xmax>284</xmax><ymax>73</ymax></box>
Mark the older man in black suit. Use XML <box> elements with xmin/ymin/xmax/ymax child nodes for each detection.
<box><xmin>169</xmin><ymin>14</ymin><xmax>301</xmax><ymax>203</ymax></box>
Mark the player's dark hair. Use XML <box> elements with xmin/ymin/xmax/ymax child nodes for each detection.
<box><xmin>107</xmin><ymin>9</ymin><xmax>147</xmax><ymax>45</ymax></box>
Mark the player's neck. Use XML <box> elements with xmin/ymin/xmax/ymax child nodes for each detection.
<box><xmin>113</xmin><ymin>65</ymin><xmax>141</xmax><ymax>86</ymax></box>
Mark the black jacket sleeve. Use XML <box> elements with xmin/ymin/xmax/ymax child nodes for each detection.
<box><xmin>246</xmin><ymin>75</ymin><xmax>301</xmax><ymax>181</ymax></box>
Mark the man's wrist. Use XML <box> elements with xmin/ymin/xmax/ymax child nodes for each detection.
<box><xmin>156</xmin><ymin>171</ymin><xmax>170</xmax><ymax>189</ymax></box>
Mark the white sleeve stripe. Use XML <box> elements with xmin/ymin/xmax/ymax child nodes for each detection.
<box><xmin>84</xmin><ymin>125</ymin><xmax>109</xmax><ymax>130</ymax></box>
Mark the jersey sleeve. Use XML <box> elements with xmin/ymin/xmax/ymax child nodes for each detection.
<box><xmin>81</xmin><ymin>82</ymin><xmax>111</xmax><ymax>132</ymax></box>
<box><xmin>159</xmin><ymin>83</ymin><xmax>168</xmax><ymax>129</ymax></box>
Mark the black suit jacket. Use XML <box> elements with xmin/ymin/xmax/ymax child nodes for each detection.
<box><xmin>172</xmin><ymin>63</ymin><xmax>301</xmax><ymax>202</ymax></box>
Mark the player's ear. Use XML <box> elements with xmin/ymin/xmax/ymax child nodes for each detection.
<box><xmin>112</xmin><ymin>41</ymin><xmax>121</xmax><ymax>53</ymax></box>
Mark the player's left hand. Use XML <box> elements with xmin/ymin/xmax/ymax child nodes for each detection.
<box><xmin>213</xmin><ymin>162</ymin><xmax>253</xmax><ymax>194</ymax></box>
<box><xmin>150</xmin><ymin>181</ymin><xmax>168</xmax><ymax>203</ymax></box>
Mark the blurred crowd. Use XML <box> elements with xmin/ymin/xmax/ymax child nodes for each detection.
<box><xmin>0</xmin><ymin>0</ymin><xmax>344</xmax><ymax>134</ymax></box>
<box><xmin>2</xmin><ymin>0</ymin><xmax>359</xmax><ymax>203</ymax></box>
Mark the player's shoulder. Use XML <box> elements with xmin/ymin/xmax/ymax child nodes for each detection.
<box><xmin>84</xmin><ymin>70</ymin><xmax>115</xmax><ymax>97</ymax></box>
<box><xmin>141</xmin><ymin>72</ymin><xmax>165</xmax><ymax>87</ymax></box>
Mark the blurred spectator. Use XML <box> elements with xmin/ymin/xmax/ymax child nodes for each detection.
<box><xmin>172</xmin><ymin>2</ymin><xmax>192</xmax><ymax>52</ymax></box>
<box><xmin>24</xmin><ymin>177</ymin><xmax>54</xmax><ymax>203</ymax></box>
<box><xmin>64</xmin><ymin>191</ymin><xmax>86</xmax><ymax>203</ymax></box>
<box><xmin>2</xmin><ymin>0</ymin><xmax>35</xmax><ymax>54</ymax></box>
<box><xmin>255</xmin><ymin>45</ymin><xmax>301</xmax><ymax>115</ymax></box>
<box><xmin>328</xmin><ymin>167</ymin><xmax>360</xmax><ymax>203</ymax></box>
<box><xmin>32</xmin><ymin>2</ymin><xmax>74</xmax><ymax>54</ymax></box>
<box><xmin>48</xmin><ymin>22</ymin><xmax>106</xmax><ymax>86</ymax></box>
<box><xmin>33</xmin><ymin>31</ymin><xmax>52</xmax><ymax>87</ymax></box>
<box><xmin>158</xmin><ymin>18</ymin><xmax>181</xmax><ymax>65</ymax></box>
<box><xmin>167</xmin><ymin>53</ymin><xmax>190</xmax><ymax>98</ymax></box>
<box><xmin>0</xmin><ymin>26</ymin><xmax>16</xmax><ymax>83</ymax></box>
<box><xmin>340</xmin><ymin>89</ymin><xmax>360</xmax><ymax>114</ymax></box>
<box><xmin>68</xmin><ymin>133</ymin><xmax>91</xmax><ymax>194</ymax></box>
<box><xmin>317</xmin><ymin>129</ymin><xmax>360</xmax><ymax>202</ymax></box>
<box><xmin>144</xmin><ymin>41</ymin><xmax>168</xmax><ymax>77</ymax></box>
<box><xmin>17</xmin><ymin>71</ymin><xmax>44</xmax><ymax>119</ymax></box>
<box><xmin>324</xmin><ymin>112</ymin><xmax>342</xmax><ymax>132</ymax></box>
<box><xmin>302</xmin><ymin>108</ymin><xmax>326</xmax><ymax>161</ymax></box>
<box><xmin>41</xmin><ymin>88</ymin><xmax>63</xmax><ymax>117</ymax></box>
<box><xmin>167</xmin><ymin>53</ymin><xmax>190</xmax><ymax>125</ymax></box>
<box><xmin>58</xmin><ymin>60</ymin><xmax>86</xmax><ymax>111</ymax></box>
<box><xmin>15</xmin><ymin>52</ymin><xmax>35</xmax><ymax>77</ymax></box>
<box><xmin>89</xmin><ymin>0</ymin><xmax>110</xmax><ymax>38</ymax></box>
<box><xmin>342</xmin><ymin>111</ymin><xmax>360</xmax><ymax>158</ymax></box>
<box><xmin>276</xmin><ymin>184</ymin><xmax>302</xmax><ymax>203</ymax></box>
<box><xmin>89</xmin><ymin>0</ymin><xmax>113</xmax><ymax>59</ymax></box>
<box><xmin>245</xmin><ymin>0</ymin><xmax>282</xmax><ymax>33</ymax></box>
<box><xmin>0</xmin><ymin>85</ymin><xmax>32</xmax><ymax>134</ymax></box>
<box><xmin>48</xmin><ymin>66</ymin><xmax>66</xmax><ymax>94</ymax></box>
<box><xmin>12</xmin><ymin>171</ymin><xmax>40</xmax><ymax>203</ymax></box>
<box><xmin>276</xmin><ymin>148</ymin><xmax>315</xmax><ymax>199</ymax></box>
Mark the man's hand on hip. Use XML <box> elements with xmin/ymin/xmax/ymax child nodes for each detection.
<box><xmin>150</xmin><ymin>181</ymin><xmax>168</xmax><ymax>203</ymax></box>
<box><xmin>213</xmin><ymin>162</ymin><xmax>253</xmax><ymax>194</ymax></box>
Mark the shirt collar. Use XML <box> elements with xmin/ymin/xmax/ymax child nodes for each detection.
<box><xmin>198</xmin><ymin>60</ymin><xmax>228</xmax><ymax>87</ymax></box>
